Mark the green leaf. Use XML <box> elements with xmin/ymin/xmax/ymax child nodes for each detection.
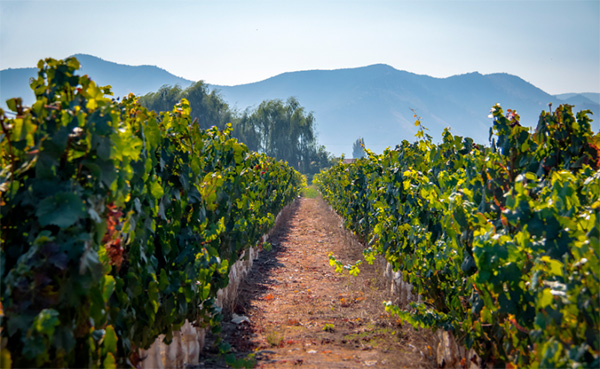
<box><xmin>95</xmin><ymin>136</ymin><xmax>112</xmax><ymax>161</ymax></box>
<box><xmin>97</xmin><ymin>159</ymin><xmax>116</xmax><ymax>188</ymax></box>
<box><xmin>33</xmin><ymin>309</ymin><xmax>60</xmax><ymax>337</ymax></box>
<box><xmin>159</xmin><ymin>270</ymin><xmax>169</xmax><ymax>291</ymax></box>
<box><xmin>202</xmin><ymin>284</ymin><xmax>211</xmax><ymax>300</ymax></box>
<box><xmin>541</xmin><ymin>256</ymin><xmax>563</xmax><ymax>276</ymax></box>
<box><xmin>22</xmin><ymin>336</ymin><xmax>46</xmax><ymax>362</ymax></box>
<box><xmin>103</xmin><ymin>325</ymin><xmax>118</xmax><ymax>354</ymax></box>
<box><xmin>103</xmin><ymin>353</ymin><xmax>116</xmax><ymax>369</ymax></box>
<box><xmin>232</xmin><ymin>141</ymin><xmax>245</xmax><ymax>164</ymax></box>
<box><xmin>262</xmin><ymin>242</ymin><xmax>273</xmax><ymax>252</ymax></box>
<box><xmin>150</xmin><ymin>181</ymin><xmax>164</xmax><ymax>199</ymax></box>
<box><xmin>36</xmin><ymin>192</ymin><xmax>86</xmax><ymax>228</ymax></box>
<box><xmin>80</xmin><ymin>249</ymin><xmax>103</xmax><ymax>281</ymax></box>
<box><xmin>453</xmin><ymin>207</ymin><xmax>468</xmax><ymax>229</ymax></box>
<box><xmin>143</xmin><ymin>118</ymin><xmax>162</xmax><ymax>149</ymax></box>
<box><xmin>6</xmin><ymin>97</ymin><xmax>20</xmax><ymax>112</ymax></box>
<box><xmin>148</xmin><ymin>280</ymin><xmax>159</xmax><ymax>314</ymax></box>
<box><xmin>461</xmin><ymin>252</ymin><xmax>476</xmax><ymax>275</ymax></box>
<box><xmin>102</xmin><ymin>275</ymin><xmax>116</xmax><ymax>303</ymax></box>
<box><xmin>539</xmin><ymin>288</ymin><xmax>553</xmax><ymax>309</ymax></box>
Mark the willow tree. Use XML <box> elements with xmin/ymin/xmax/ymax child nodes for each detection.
<box><xmin>232</xmin><ymin>97</ymin><xmax>330</xmax><ymax>174</ymax></box>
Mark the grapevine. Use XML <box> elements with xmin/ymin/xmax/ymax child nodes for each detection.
<box><xmin>315</xmin><ymin>104</ymin><xmax>599</xmax><ymax>367</ymax></box>
<box><xmin>0</xmin><ymin>57</ymin><xmax>302</xmax><ymax>368</ymax></box>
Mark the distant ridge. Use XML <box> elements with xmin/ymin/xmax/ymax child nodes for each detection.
<box><xmin>72</xmin><ymin>54</ymin><xmax>194</xmax><ymax>97</ymax></box>
<box><xmin>554</xmin><ymin>93</ymin><xmax>600</xmax><ymax>111</ymax></box>
<box><xmin>209</xmin><ymin>64</ymin><xmax>599</xmax><ymax>154</ymax></box>
<box><xmin>0</xmin><ymin>54</ymin><xmax>193</xmax><ymax>108</ymax></box>
<box><xmin>1</xmin><ymin>56</ymin><xmax>598</xmax><ymax>155</ymax></box>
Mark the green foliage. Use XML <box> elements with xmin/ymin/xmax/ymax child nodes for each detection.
<box><xmin>266</xmin><ymin>331</ymin><xmax>283</xmax><ymax>347</ymax></box>
<box><xmin>138</xmin><ymin>81</ymin><xmax>234</xmax><ymax>130</ymax></box>
<box><xmin>322</xmin><ymin>323</ymin><xmax>335</xmax><ymax>332</ymax></box>
<box><xmin>0</xmin><ymin>57</ymin><xmax>302</xmax><ymax>368</ymax></box>
<box><xmin>231</xmin><ymin>97</ymin><xmax>333</xmax><ymax>176</ymax></box>
<box><xmin>328</xmin><ymin>253</ymin><xmax>362</xmax><ymax>276</ymax></box>
<box><xmin>139</xmin><ymin>84</ymin><xmax>334</xmax><ymax>177</ymax></box>
<box><xmin>315</xmin><ymin>103</ymin><xmax>600</xmax><ymax>367</ymax></box>
<box><xmin>225</xmin><ymin>353</ymin><xmax>256</xmax><ymax>369</ymax></box>
<box><xmin>301</xmin><ymin>185</ymin><xmax>319</xmax><ymax>198</ymax></box>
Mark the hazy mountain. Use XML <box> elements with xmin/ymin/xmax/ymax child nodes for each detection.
<box><xmin>2</xmin><ymin>56</ymin><xmax>598</xmax><ymax>155</ymax></box>
<box><xmin>210</xmin><ymin>65</ymin><xmax>599</xmax><ymax>154</ymax></box>
<box><xmin>555</xmin><ymin>93</ymin><xmax>600</xmax><ymax>106</ymax></box>
<box><xmin>0</xmin><ymin>54</ymin><xmax>193</xmax><ymax>109</ymax></box>
<box><xmin>553</xmin><ymin>92</ymin><xmax>600</xmax><ymax>118</ymax></box>
<box><xmin>0</xmin><ymin>67</ymin><xmax>36</xmax><ymax>111</ymax></box>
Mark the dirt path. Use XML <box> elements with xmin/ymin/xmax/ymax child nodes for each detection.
<box><xmin>200</xmin><ymin>197</ymin><xmax>435</xmax><ymax>368</ymax></box>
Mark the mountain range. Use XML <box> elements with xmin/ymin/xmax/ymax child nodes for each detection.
<box><xmin>1</xmin><ymin>54</ymin><xmax>598</xmax><ymax>155</ymax></box>
<box><xmin>0</xmin><ymin>54</ymin><xmax>193</xmax><ymax>109</ymax></box>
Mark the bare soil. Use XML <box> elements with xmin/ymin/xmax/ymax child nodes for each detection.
<box><xmin>198</xmin><ymin>197</ymin><xmax>436</xmax><ymax>368</ymax></box>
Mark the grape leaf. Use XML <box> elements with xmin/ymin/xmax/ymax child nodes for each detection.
<box><xmin>36</xmin><ymin>192</ymin><xmax>86</xmax><ymax>228</ymax></box>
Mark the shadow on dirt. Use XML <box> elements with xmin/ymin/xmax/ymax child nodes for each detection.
<box><xmin>232</xmin><ymin>198</ymin><xmax>301</xmax><ymax>317</ymax></box>
<box><xmin>197</xmin><ymin>197</ymin><xmax>436</xmax><ymax>368</ymax></box>
<box><xmin>197</xmin><ymin>199</ymin><xmax>302</xmax><ymax>366</ymax></box>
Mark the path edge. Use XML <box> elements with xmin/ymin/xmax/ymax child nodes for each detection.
<box><xmin>138</xmin><ymin>198</ymin><xmax>300</xmax><ymax>369</ymax></box>
<box><xmin>323</xmin><ymin>200</ymin><xmax>483</xmax><ymax>369</ymax></box>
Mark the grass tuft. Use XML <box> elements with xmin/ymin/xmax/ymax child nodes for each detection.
<box><xmin>301</xmin><ymin>185</ymin><xmax>319</xmax><ymax>198</ymax></box>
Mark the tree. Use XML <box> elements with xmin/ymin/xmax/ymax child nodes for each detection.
<box><xmin>183</xmin><ymin>81</ymin><xmax>233</xmax><ymax>129</ymax></box>
<box><xmin>138</xmin><ymin>84</ymin><xmax>183</xmax><ymax>113</ymax></box>
<box><xmin>352</xmin><ymin>137</ymin><xmax>365</xmax><ymax>159</ymax></box>
<box><xmin>231</xmin><ymin>97</ymin><xmax>332</xmax><ymax>175</ymax></box>
<box><xmin>139</xmin><ymin>85</ymin><xmax>333</xmax><ymax>175</ymax></box>
<box><xmin>247</xmin><ymin>97</ymin><xmax>314</xmax><ymax>171</ymax></box>
<box><xmin>138</xmin><ymin>81</ymin><xmax>233</xmax><ymax>130</ymax></box>
<box><xmin>232</xmin><ymin>110</ymin><xmax>261</xmax><ymax>152</ymax></box>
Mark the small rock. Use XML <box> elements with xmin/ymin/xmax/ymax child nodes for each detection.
<box><xmin>231</xmin><ymin>313</ymin><xmax>250</xmax><ymax>324</ymax></box>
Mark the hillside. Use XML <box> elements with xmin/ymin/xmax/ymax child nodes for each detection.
<box><xmin>0</xmin><ymin>54</ymin><xmax>193</xmax><ymax>108</ymax></box>
<box><xmin>2</xmin><ymin>56</ymin><xmax>598</xmax><ymax>155</ymax></box>
<box><xmin>211</xmin><ymin>65</ymin><xmax>599</xmax><ymax>154</ymax></box>
<box><xmin>555</xmin><ymin>92</ymin><xmax>600</xmax><ymax>105</ymax></box>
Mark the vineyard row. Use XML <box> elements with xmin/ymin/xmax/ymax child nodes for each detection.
<box><xmin>0</xmin><ymin>57</ymin><xmax>303</xmax><ymax>368</ymax></box>
<box><xmin>316</xmin><ymin>105</ymin><xmax>599</xmax><ymax>368</ymax></box>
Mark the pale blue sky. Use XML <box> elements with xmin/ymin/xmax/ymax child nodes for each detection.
<box><xmin>1</xmin><ymin>0</ymin><xmax>598</xmax><ymax>94</ymax></box>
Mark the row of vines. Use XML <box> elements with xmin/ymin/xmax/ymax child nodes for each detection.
<box><xmin>316</xmin><ymin>105</ymin><xmax>599</xmax><ymax>367</ymax></box>
<box><xmin>0</xmin><ymin>57</ymin><xmax>303</xmax><ymax>368</ymax></box>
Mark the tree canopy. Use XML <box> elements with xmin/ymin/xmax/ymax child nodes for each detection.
<box><xmin>139</xmin><ymin>85</ymin><xmax>332</xmax><ymax>176</ymax></box>
<box><xmin>139</xmin><ymin>81</ymin><xmax>234</xmax><ymax>130</ymax></box>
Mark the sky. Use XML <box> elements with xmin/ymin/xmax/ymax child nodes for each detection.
<box><xmin>0</xmin><ymin>0</ymin><xmax>599</xmax><ymax>95</ymax></box>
